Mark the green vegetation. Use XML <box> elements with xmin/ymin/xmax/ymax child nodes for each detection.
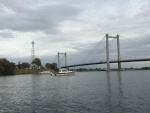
<box><xmin>45</xmin><ymin>63</ymin><xmax>57</xmax><ymax>70</ymax></box>
<box><xmin>0</xmin><ymin>58</ymin><xmax>16</xmax><ymax>75</ymax></box>
<box><xmin>17</xmin><ymin>61</ymin><xmax>30</xmax><ymax>69</ymax></box>
<box><xmin>31</xmin><ymin>58</ymin><xmax>42</xmax><ymax>69</ymax></box>
<box><xmin>141</xmin><ymin>67</ymin><xmax>150</xmax><ymax>70</ymax></box>
<box><xmin>0</xmin><ymin>57</ymin><xmax>58</xmax><ymax>75</ymax></box>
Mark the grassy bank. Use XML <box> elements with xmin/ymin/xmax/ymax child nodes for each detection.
<box><xmin>14</xmin><ymin>69</ymin><xmax>41</xmax><ymax>75</ymax></box>
<box><xmin>14</xmin><ymin>69</ymin><xmax>56</xmax><ymax>75</ymax></box>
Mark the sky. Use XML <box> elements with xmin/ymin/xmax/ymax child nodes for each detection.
<box><xmin>0</xmin><ymin>0</ymin><xmax>150</xmax><ymax>68</ymax></box>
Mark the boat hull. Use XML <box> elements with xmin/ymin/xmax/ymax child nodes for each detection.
<box><xmin>56</xmin><ymin>72</ymin><xmax>75</xmax><ymax>76</ymax></box>
<box><xmin>55</xmin><ymin>68</ymin><xmax>75</xmax><ymax>76</ymax></box>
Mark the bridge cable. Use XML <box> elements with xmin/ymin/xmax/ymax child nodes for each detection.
<box><xmin>79</xmin><ymin>35</ymin><xmax>106</xmax><ymax>64</ymax></box>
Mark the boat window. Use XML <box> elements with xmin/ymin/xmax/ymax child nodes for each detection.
<box><xmin>62</xmin><ymin>70</ymin><xmax>67</xmax><ymax>72</ymax></box>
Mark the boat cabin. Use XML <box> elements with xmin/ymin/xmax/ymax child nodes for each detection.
<box><xmin>59</xmin><ymin>68</ymin><xmax>69</xmax><ymax>73</ymax></box>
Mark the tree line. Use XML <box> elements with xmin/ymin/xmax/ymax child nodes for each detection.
<box><xmin>30</xmin><ymin>58</ymin><xmax>57</xmax><ymax>70</ymax></box>
<box><xmin>0</xmin><ymin>58</ymin><xmax>16</xmax><ymax>75</ymax></box>
<box><xmin>0</xmin><ymin>58</ymin><xmax>57</xmax><ymax>76</ymax></box>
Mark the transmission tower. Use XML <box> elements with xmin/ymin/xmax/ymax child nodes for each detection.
<box><xmin>31</xmin><ymin>41</ymin><xmax>35</xmax><ymax>63</ymax></box>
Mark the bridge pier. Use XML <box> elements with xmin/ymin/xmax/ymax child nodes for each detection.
<box><xmin>65</xmin><ymin>52</ymin><xmax>67</xmax><ymax>67</ymax></box>
<box><xmin>58</xmin><ymin>52</ymin><xmax>60</xmax><ymax>69</ymax></box>
<box><xmin>106</xmin><ymin>34</ymin><xmax>110</xmax><ymax>71</ymax></box>
<box><xmin>106</xmin><ymin>34</ymin><xmax>121</xmax><ymax>71</ymax></box>
<box><xmin>117</xmin><ymin>35</ymin><xmax>121</xmax><ymax>70</ymax></box>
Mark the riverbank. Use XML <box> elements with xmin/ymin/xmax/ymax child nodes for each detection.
<box><xmin>14</xmin><ymin>69</ymin><xmax>56</xmax><ymax>75</ymax></box>
<box><xmin>71</xmin><ymin>67</ymin><xmax>150</xmax><ymax>72</ymax></box>
<box><xmin>14</xmin><ymin>69</ymin><xmax>41</xmax><ymax>75</ymax></box>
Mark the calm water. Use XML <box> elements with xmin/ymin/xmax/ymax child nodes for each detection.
<box><xmin>0</xmin><ymin>71</ymin><xmax>150</xmax><ymax>113</ymax></box>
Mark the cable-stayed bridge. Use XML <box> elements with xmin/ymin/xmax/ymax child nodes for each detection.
<box><xmin>53</xmin><ymin>34</ymin><xmax>150</xmax><ymax>71</ymax></box>
<box><xmin>61</xmin><ymin>58</ymin><xmax>150</xmax><ymax>68</ymax></box>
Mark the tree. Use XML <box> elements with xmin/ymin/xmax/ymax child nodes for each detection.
<box><xmin>31</xmin><ymin>58</ymin><xmax>42</xmax><ymax>69</ymax></box>
<box><xmin>21</xmin><ymin>62</ymin><xmax>30</xmax><ymax>69</ymax></box>
<box><xmin>0</xmin><ymin>58</ymin><xmax>16</xmax><ymax>75</ymax></box>
<box><xmin>45</xmin><ymin>63</ymin><xmax>51</xmax><ymax>69</ymax></box>
<box><xmin>45</xmin><ymin>63</ymin><xmax>57</xmax><ymax>70</ymax></box>
<box><xmin>50</xmin><ymin>63</ymin><xmax>57</xmax><ymax>70</ymax></box>
<box><xmin>17</xmin><ymin>61</ymin><xmax>21</xmax><ymax>69</ymax></box>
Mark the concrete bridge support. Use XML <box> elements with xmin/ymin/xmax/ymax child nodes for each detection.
<box><xmin>106</xmin><ymin>34</ymin><xmax>121</xmax><ymax>71</ymax></box>
<box><xmin>58</xmin><ymin>52</ymin><xmax>67</xmax><ymax>69</ymax></box>
<box><xmin>106</xmin><ymin>34</ymin><xmax>110</xmax><ymax>71</ymax></box>
<box><xmin>117</xmin><ymin>35</ymin><xmax>121</xmax><ymax>70</ymax></box>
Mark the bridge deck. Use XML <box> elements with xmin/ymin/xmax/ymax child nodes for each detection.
<box><xmin>61</xmin><ymin>58</ymin><xmax>150</xmax><ymax>68</ymax></box>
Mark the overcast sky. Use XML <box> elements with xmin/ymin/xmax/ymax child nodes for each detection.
<box><xmin>0</xmin><ymin>0</ymin><xmax>150</xmax><ymax>68</ymax></box>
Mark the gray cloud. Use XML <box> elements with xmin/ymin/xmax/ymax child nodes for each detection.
<box><xmin>0</xmin><ymin>0</ymin><xmax>81</xmax><ymax>33</ymax></box>
<box><xmin>0</xmin><ymin>30</ymin><xmax>14</xmax><ymax>38</ymax></box>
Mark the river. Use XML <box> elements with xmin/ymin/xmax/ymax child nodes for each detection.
<box><xmin>0</xmin><ymin>70</ymin><xmax>150</xmax><ymax>113</ymax></box>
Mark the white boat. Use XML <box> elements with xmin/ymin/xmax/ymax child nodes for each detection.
<box><xmin>56</xmin><ymin>68</ymin><xmax>75</xmax><ymax>76</ymax></box>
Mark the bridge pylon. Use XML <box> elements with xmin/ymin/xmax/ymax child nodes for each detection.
<box><xmin>58</xmin><ymin>52</ymin><xmax>67</xmax><ymax>69</ymax></box>
<box><xmin>106</xmin><ymin>34</ymin><xmax>121</xmax><ymax>71</ymax></box>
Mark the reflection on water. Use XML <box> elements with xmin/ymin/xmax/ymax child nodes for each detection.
<box><xmin>105</xmin><ymin>72</ymin><xmax>125</xmax><ymax>112</ymax></box>
<box><xmin>104</xmin><ymin>71</ymin><xmax>150</xmax><ymax>113</ymax></box>
<box><xmin>106</xmin><ymin>72</ymin><xmax>113</xmax><ymax>113</ymax></box>
<box><xmin>0</xmin><ymin>71</ymin><xmax>150</xmax><ymax>113</ymax></box>
<box><xmin>117</xmin><ymin>71</ymin><xmax>124</xmax><ymax>112</ymax></box>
